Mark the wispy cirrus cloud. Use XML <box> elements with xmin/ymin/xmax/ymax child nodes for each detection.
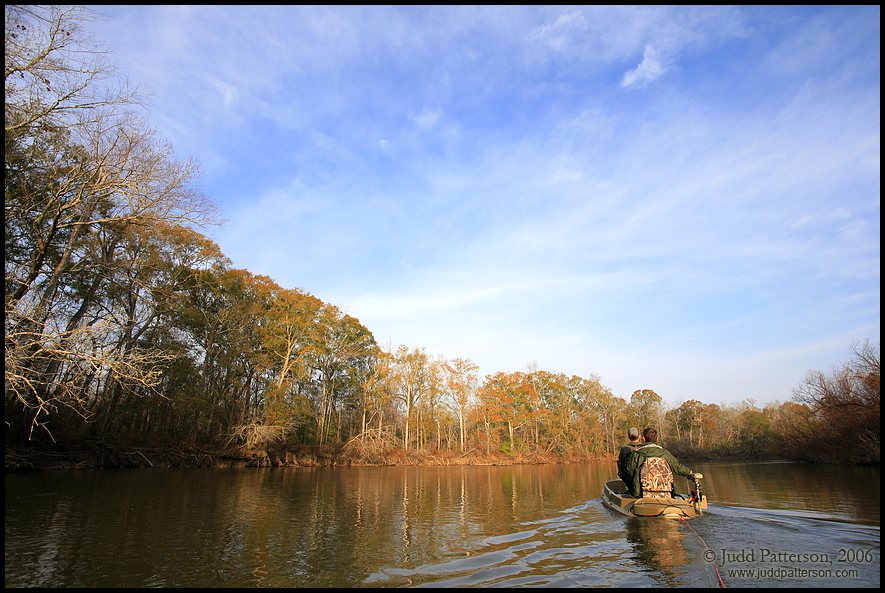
<box><xmin>86</xmin><ymin>6</ymin><xmax>879</xmax><ymax>405</ymax></box>
<box><xmin>622</xmin><ymin>45</ymin><xmax>666</xmax><ymax>88</ymax></box>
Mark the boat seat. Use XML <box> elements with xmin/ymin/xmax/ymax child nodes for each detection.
<box><xmin>640</xmin><ymin>457</ymin><xmax>674</xmax><ymax>498</ymax></box>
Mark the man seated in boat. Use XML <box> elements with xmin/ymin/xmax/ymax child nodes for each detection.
<box><xmin>617</xmin><ymin>426</ymin><xmax>643</xmax><ymax>496</ymax></box>
<box><xmin>626</xmin><ymin>427</ymin><xmax>703</xmax><ymax>499</ymax></box>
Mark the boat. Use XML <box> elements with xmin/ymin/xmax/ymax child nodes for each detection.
<box><xmin>602</xmin><ymin>478</ymin><xmax>707</xmax><ymax>518</ymax></box>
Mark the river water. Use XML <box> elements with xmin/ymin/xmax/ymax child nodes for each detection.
<box><xmin>4</xmin><ymin>460</ymin><xmax>879</xmax><ymax>588</ymax></box>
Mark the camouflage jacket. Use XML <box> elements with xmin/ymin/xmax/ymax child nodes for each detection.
<box><xmin>626</xmin><ymin>443</ymin><xmax>694</xmax><ymax>498</ymax></box>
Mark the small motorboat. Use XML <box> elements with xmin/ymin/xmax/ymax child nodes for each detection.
<box><xmin>602</xmin><ymin>478</ymin><xmax>707</xmax><ymax>519</ymax></box>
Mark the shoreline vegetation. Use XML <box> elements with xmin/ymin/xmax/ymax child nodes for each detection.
<box><xmin>5</xmin><ymin>8</ymin><xmax>879</xmax><ymax>475</ymax></box>
<box><xmin>4</xmin><ymin>440</ymin><xmax>792</xmax><ymax>474</ymax></box>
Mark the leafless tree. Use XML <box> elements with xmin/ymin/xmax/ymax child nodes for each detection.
<box><xmin>5</xmin><ymin>5</ymin><xmax>217</xmax><ymax>439</ymax></box>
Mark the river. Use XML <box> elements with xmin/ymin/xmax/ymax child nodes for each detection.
<box><xmin>4</xmin><ymin>460</ymin><xmax>879</xmax><ymax>588</ymax></box>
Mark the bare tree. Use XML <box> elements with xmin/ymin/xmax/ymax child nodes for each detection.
<box><xmin>792</xmin><ymin>341</ymin><xmax>880</xmax><ymax>463</ymax></box>
<box><xmin>5</xmin><ymin>5</ymin><xmax>137</xmax><ymax>134</ymax></box>
<box><xmin>5</xmin><ymin>5</ymin><xmax>217</xmax><ymax>439</ymax></box>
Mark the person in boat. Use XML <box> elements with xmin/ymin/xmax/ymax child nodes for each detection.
<box><xmin>626</xmin><ymin>427</ymin><xmax>703</xmax><ymax>499</ymax></box>
<box><xmin>617</xmin><ymin>426</ymin><xmax>643</xmax><ymax>496</ymax></box>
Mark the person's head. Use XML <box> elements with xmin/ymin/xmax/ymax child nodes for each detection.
<box><xmin>627</xmin><ymin>426</ymin><xmax>640</xmax><ymax>442</ymax></box>
<box><xmin>642</xmin><ymin>427</ymin><xmax>658</xmax><ymax>443</ymax></box>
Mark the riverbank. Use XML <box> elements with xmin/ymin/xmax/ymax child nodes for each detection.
<box><xmin>6</xmin><ymin>436</ymin><xmax>796</xmax><ymax>473</ymax></box>
<box><xmin>4</xmin><ymin>441</ymin><xmax>600</xmax><ymax>472</ymax></box>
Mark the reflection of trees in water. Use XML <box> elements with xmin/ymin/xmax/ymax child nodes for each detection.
<box><xmin>625</xmin><ymin>518</ymin><xmax>689</xmax><ymax>587</ymax></box>
<box><xmin>697</xmin><ymin>462</ymin><xmax>881</xmax><ymax>524</ymax></box>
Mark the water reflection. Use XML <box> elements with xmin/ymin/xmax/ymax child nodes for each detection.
<box><xmin>5</xmin><ymin>461</ymin><xmax>880</xmax><ymax>588</ymax></box>
<box><xmin>692</xmin><ymin>461</ymin><xmax>880</xmax><ymax>525</ymax></box>
<box><xmin>626</xmin><ymin>518</ymin><xmax>690</xmax><ymax>586</ymax></box>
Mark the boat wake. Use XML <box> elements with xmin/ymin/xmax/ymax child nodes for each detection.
<box><xmin>364</xmin><ymin>500</ymin><xmax>879</xmax><ymax>588</ymax></box>
<box><xmin>681</xmin><ymin>503</ymin><xmax>880</xmax><ymax>588</ymax></box>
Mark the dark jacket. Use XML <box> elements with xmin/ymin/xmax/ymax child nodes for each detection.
<box><xmin>617</xmin><ymin>441</ymin><xmax>641</xmax><ymax>494</ymax></box>
<box><xmin>626</xmin><ymin>442</ymin><xmax>694</xmax><ymax>498</ymax></box>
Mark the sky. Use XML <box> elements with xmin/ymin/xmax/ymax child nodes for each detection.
<box><xmin>84</xmin><ymin>6</ymin><xmax>880</xmax><ymax>407</ymax></box>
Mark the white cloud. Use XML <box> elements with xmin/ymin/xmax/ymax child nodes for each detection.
<box><xmin>528</xmin><ymin>11</ymin><xmax>588</xmax><ymax>53</ymax></box>
<box><xmin>210</xmin><ymin>79</ymin><xmax>238</xmax><ymax>110</ymax></box>
<box><xmin>621</xmin><ymin>44</ymin><xmax>665</xmax><ymax>88</ymax></box>
<box><xmin>412</xmin><ymin>109</ymin><xmax>442</xmax><ymax>130</ymax></box>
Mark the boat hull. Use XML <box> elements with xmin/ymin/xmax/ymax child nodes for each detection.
<box><xmin>602</xmin><ymin>479</ymin><xmax>707</xmax><ymax>518</ymax></box>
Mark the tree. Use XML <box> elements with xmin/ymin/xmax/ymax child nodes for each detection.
<box><xmin>768</xmin><ymin>401</ymin><xmax>815</xmax><ymax>460</ymax></box>
<box><xmin>392</xmin><ymin>345</ymin><xmax>430</xmax><ymax>449</ymax></box>
<box><xmin>423</xmin><ymin>355</ymin><xmax>447</xmax><ymax>450</ymax></box>
<box><xmin>262</xmin><ymin>288</ymin><xmax>320</xmax><ymax>391</ymax></box>
<box><xmin>673</xmin><ymin>400</ymin><xmax>705</xmax><ymax>448</ymax></box>
<box><xmin>479</xmin><ymin>372</ymin><xmax>538</xmax><ymax>454</ymax></box>
<box><xmin>358</xmin><ymin>348</ymin><xmax>397</xmax><ymax>444</ymax></box>
<box><xmin>88</xmin><ymin>221</ymin><xmax>229</xmax><ymax>439</ymax></box>
<box><xmin>168</xmin><ymin>265</ymin><xmax>275</xmax><ymax>442</ymax></box>
<box><xmin>5</xmin><ymin>6</ymin><xmax>217</xmax><ymax>440</ymax></box>
<box><xmin>737</xmin><ymin>408</ymin><xmax>772</xmax><ymax>456</ymax></box>
<box><xmin>306</xmin><ymin>304</ymin><xmax>378</xmax><ymax>444</ymax></box>
<box><xmin>473</xmin><ymin>378</ymin><xmax>502</xmax><ymax>456</ymax></box>
<box><xmin>444</xmin><ymin>357</ymin><xmax>479</xmax><ymax>452</ymax></box>
<box><xmin>629</xmin><ymin>389</ymin><xmax>665</xmax><ymax>434</ymax></box>
<box><xmin>791</xmin><ymin>341</ymin><xmax>880</xmax><ymax>463</ymax></box>
<box><xmin>5</xmin><ymin>5</ymin><xmax>138</xmax><ymax>140</ymax></box>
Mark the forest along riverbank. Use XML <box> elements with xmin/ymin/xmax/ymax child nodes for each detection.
<box><xmin>4</xmin><ymin>441</ymin><xmax>606</xmax><ymax>472</ymax></box>
<box><xmin>5</xmin><ymin>438</ymin><xmax>797</xmax><ymax>473</ymax></box>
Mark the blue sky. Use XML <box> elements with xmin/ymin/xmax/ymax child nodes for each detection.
<box><xmin>85</xmin><ymin>6</ymin><xmax>880</xmax><ymax>407</ymax></box>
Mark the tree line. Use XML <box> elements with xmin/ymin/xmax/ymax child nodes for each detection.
<box><xmin>5</xmin><ymin>6</ymin><xmax>879</xmax><ymax>466</ymax></box>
